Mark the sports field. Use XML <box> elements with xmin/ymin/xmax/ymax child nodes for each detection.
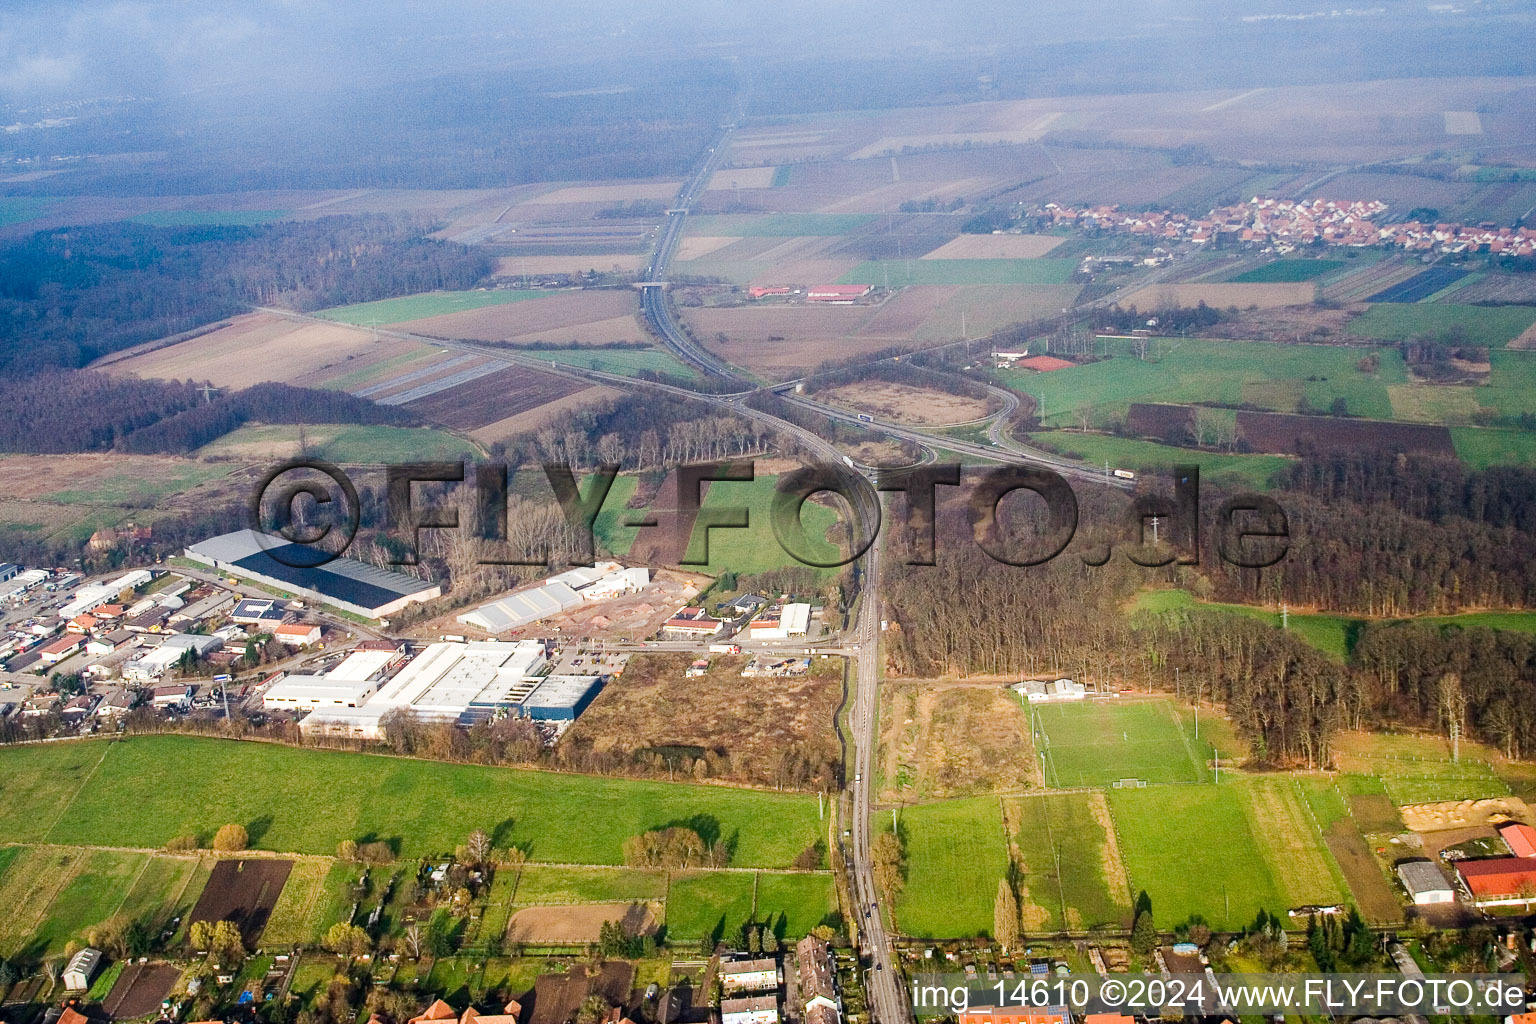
<box><xmin>1032</xmin><ymin>699</ymin><xmax>1206</xmax><ymax>787</ymax></box>
<box><xmin>1003</xmin><ymin>792</ymin><xmax>1132</xmax><ymax>932</ymax></box>
<box><xmin>839</xmin><ymin>259</ymin><xmax>1077</xmax><ymax>286</ymax></box>
<box><xmin>893</xmin><ymin>797</ymin><xmax>1010</xmax><ymax>939</ymax></box>
<box><xmin>1348</xmin><ymin>303</ymin><xmax>1536</xmax><ymax>348</ymax></box>
<box><xmin>316</xmin><ymin>289</ymin><xmax>559</xmax><ymax>326</ymax></box>
<box><xmin>0</xmin><ymin>736</ymin><xmax>824</xmax><ymax>868</ymax></box>
<box><xmin>998</xmin><ymin>337</ymin><xmax>1407</xmax><ymax>428</ymax></box>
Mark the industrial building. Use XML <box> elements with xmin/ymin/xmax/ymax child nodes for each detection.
<box><xmin>298</xmin><ymin>639</ymin><xmax>549</xmax><ymax>738</ymax></box>
<box><xmin>263</xmin><ymin>673</ymin><xmax>382</xmax><ymax>712</ymax></box>
<box><xmin>457</xmin><ymin>563</ymin><xmax>650</xmax><ymax>633</ymax></box>
<box><xmin>58</xmin><ymin>570</ymin><xmax>153</xmax><ymax>620</ymax></box>
<box><xmin>662</xmin><ymin>606</ymin><xmax>724</xmax><ymax>636</ymax></box>
<box><xmin>184</xmin><ymin>530</ymin><xmax>440</xmax><ymax>620</ymax></box>
<box><xmin>519</xmin><ymin>674</ymin><xmax>604</xmax><ymax>722</ymax></box>
<box><xmin>747</xmin><ymin>602</ymin><xmax>810</xmax><ymax>640</ymax></box>
<box><xmin>124</xmin><ymin>633</ymin><xmax>223</xmax><ymax>682</ymax></box>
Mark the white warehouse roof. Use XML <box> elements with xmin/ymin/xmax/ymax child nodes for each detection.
<box><xmin>326</xmin><ymin>648</ymin><xmax>396</xmax><ymax>682</ymax></box>
<box><xmin>457</xmin><ymin>582</ymin><xmax>583</xmax><ymax>632</ymax></box>
<box><xmin>263</xmin><ymin>673</ymin><xmax>380</xmax><ymax>711</ymax></box>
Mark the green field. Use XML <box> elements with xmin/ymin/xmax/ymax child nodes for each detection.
<box><xmin>197</xmin><ymin>423</ymin><xmax>481</xmax><ymax>463</ymax></box>
<box><xmin>999</xmin><ymin>337</ymin><xmax>1407</xmax><ymax>428</ymax></box>
<box><xmin>685</xmin><ymin>214</ymin><xmax>875</xmax><ymax>236</ymax></box>
<box><xmin>0</xmin><ymin>196</ymin><xmax>55</xmax><ymax>227</ymax></box>
<box><xmin>1482</xmin><ymin>351</ymin><xmax>1536</xmax><ymax>419</ymax></box>
<box><xmin>511</xmin><ymin>865</ymin><xmax>667</xmax><ymax>904</ymax></box>
<box><xmin>664</xmin><ymin>872</ymin><xmax>756</xmax><ymax>944</ymax></box>
<box><xmin>1451</xmin><ymin>426</ymin><xmax>1536</xmax><ymax>469</ymax></box>
<box><xmin>316</xmin><ymin>289</ymin><xmax>559</xmax><ymax>326</ymax></box>
<box><xmin>893</xmin><ymin>797</ymin><xmax>1010</xmax><ymax>939</ymax></box>
<box><xmin>1348</xmin><ymin>303</ymin><xmax>1536</xmax><ymax>348</ymax></box>
<box><xmin>0</xmin><ymin>736</ymin><xmax>824</xmax><ymax>868</ymax></box>
<box><xmin>839</xmin><ymin>259</ymin><xmax>1077</xmax><ymax>286</ymax></box>
<box><xmin>1133</xmin><ymin>587</ymin><xmax>1536</xmax><ymax>661</ymax></box>
<box><xmin>1229</xmin><ymin>259</ymin><xmax>1347</xmax><ymax>283</ymax></box>
<box><xmin>0</xmin><ymin>846</ymin><xmax>209</xmax><ymax>957</ymax></box>
<box><xmin>1033</xmin><ymin>699</ymin><xmax>1207</xmax><ymax>787</ymax></box>
<box><xmin>752</xmin><ymin>872</ymin><xmax>838</xmax><ymax>937</ymax></box>
<box><xmin>1333</xmin><ymin>732</ymin><xmax>1510</xmax><ymax>805</ymax></box>
<box><xmin>131</xmin><ymin>209</ymin><xmax>289</xmax><ymax>227</ymax></box>
<box><xmin>44</xmin><ymin>463</ymin><xmax>234</xmax><ymax>506</ymax></box>
<box><xmin>1027</xmin><ymin>431</ymin><xmax>1291</xmax><ymax>490</ymax></box>
<box><xmin>1110</xmin><ymin>784</ymin><xmax>1289</xmax><ymax>930</ymax></box>
<box><xmin>260</xmin><ymin>858</ymin><xmax>357</xmax><ymax>946</ymax></box>
<box><xmin>1006</xmin><ymin>793</ymin><xmax>1132</xmax><ymax>932</ymax></box>
<box><xmin>523</xmin><ymin>348</ymin><xmax>698</xmax><ymax>379</ymax></box>
<box><xmin>771</xmin><ymin>166</ymin><xmax>792</xmax><ymax>187</ymax></box>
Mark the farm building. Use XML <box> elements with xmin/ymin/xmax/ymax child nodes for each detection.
<box><xmin>1498</xmin><ymin>822</ymin><xmax>1536</xmax><ymax>858</ymax></box>
<box><xmin>185</xmin><ymin>530</ymin><xmax>440</xmax><ymax>620</ymax></box>
<box><xmin>299</xmin><ymin>639</ymin><xmax>550</xmax><ymax>738</ymax></box>
<box><xmin>1397</xmin><ymin>860</ymin><xmax>1456</xmax><ymax>905</ymax></box>
<box><xmin>720</xmin><ymin>958</ymin><xmax>780</xmax><ymax>994</ymax></box>
<box><xmin>806</xmin><ymin>284</ymin><xmax>872</xmax><ymax>304</ymax></box>
<box><xmin>457</xmin><ymin>563</ymin><xmax>649</xmax><ymax>633</ymax></box>
<box><xmin>273</xmin><ymin>622</ymin><xmax>322</xmax><ymax>647</ymax></box>
<box><xmin>63</xmin><ymin>947</ymin><xmax>102</xmax><ymax>991</ymax></box>
<box><xmin>519</xmin><ymin>675</ymin><xmax>604</xmax><ymax>722</ymax></box>
<box><xmin>262</xmin><ymin>674</ymin><xmax>381</xmax><ymax>712</ymax></box>
<box><xmin>720</xmin><ymin>996</ymin><xmax>780</xmax><ymax>1024</ymax></box>
<box><xmin>1456</xmin><ymin>858</ymin><xmax>1536</xmax><ymax>906</ymax></box>
<box><xmin>749</xmin><ymin>286</ymin><xmax>793</xmax><ymax>299</ymax></box>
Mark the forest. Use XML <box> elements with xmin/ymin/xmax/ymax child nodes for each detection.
<box><xmin>881</xmin><ymin>458</ymin><xmax>1536</xmax><ymax>768</ymax></box>
<box><xmin>0</xmin><ymin>216</ymin><xmax>491</xmax><ymax>372</ymax></box>
<box><xmin>0</xmin><ymin>371</ymin><xmax>416</xmax><ymax>455</ymax></box>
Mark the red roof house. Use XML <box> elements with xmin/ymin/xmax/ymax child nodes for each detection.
<box><xmin>1456</xmin><ymin>858</ymin><xmax>1536</xmax><ymax>900</ymax></box>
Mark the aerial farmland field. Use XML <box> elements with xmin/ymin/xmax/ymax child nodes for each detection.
<box><xmin>1109</xmin><ymin>784</ymin><xmax>1290</xmax><ymax>930</ymax></box>
<box><xmin>1347</xmin><ymin>303</ymin><xmax>1536</xmax><ymax>348</ymax></box>
<box><xmin>998</xmin><ymin>337</ymin><xmax>1407</xmax><ymax>427</ymax></box>
<box><xmin>1003</xmin><ymin>792</ymin><xmax>1133</xmax><ymax>932</ymax></box>
<box><xmin>838</xmin><ymin>259</ymin><xmax>1076</xmax><ymax>286</ymax></box>
<box><xmin>893</xmin><ymin>797</ymin><xmax>1011</xmax><ymax>939</ymax></box>
<box><xmin>0</xmin><ymin>736</ymin><xmax>824</xmax><ymax>868</ymax></box>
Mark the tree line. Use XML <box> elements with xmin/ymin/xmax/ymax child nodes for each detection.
<box><xmin>0</xmin><ymin>215</ymin><xmax>491</xmax><ymax>372</ymax></box>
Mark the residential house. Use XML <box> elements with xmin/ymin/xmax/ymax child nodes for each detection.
<box><xmin>720</xmin><ymin>996</ymin><xmax>779</xmax><ymax>1024</ymax></box>
<box><xmin>720</xmin><ymin>958</ymin><xmax>780</xmax><ymax>994</ymax></box>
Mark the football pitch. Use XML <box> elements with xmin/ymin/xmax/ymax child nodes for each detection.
<box><xmin>1031</xmin><ymin>699</ymin><xmax>1208</xmax><ymax>787</ymax></box>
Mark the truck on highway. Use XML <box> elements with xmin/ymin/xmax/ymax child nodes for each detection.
<box><xmin>856</xmin><ymin>413</ymin><xmax>874</xmax><ymax>422</ymax></box>
<box><xmin>1112</xmin><ymin>468</ymin><xmax>1137</xmax><ymax>480</ymax></box>
<box><xmin>708</xmin><ymin>643</ymin><xmax>741</xmax><ymax>654</ymax></box>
